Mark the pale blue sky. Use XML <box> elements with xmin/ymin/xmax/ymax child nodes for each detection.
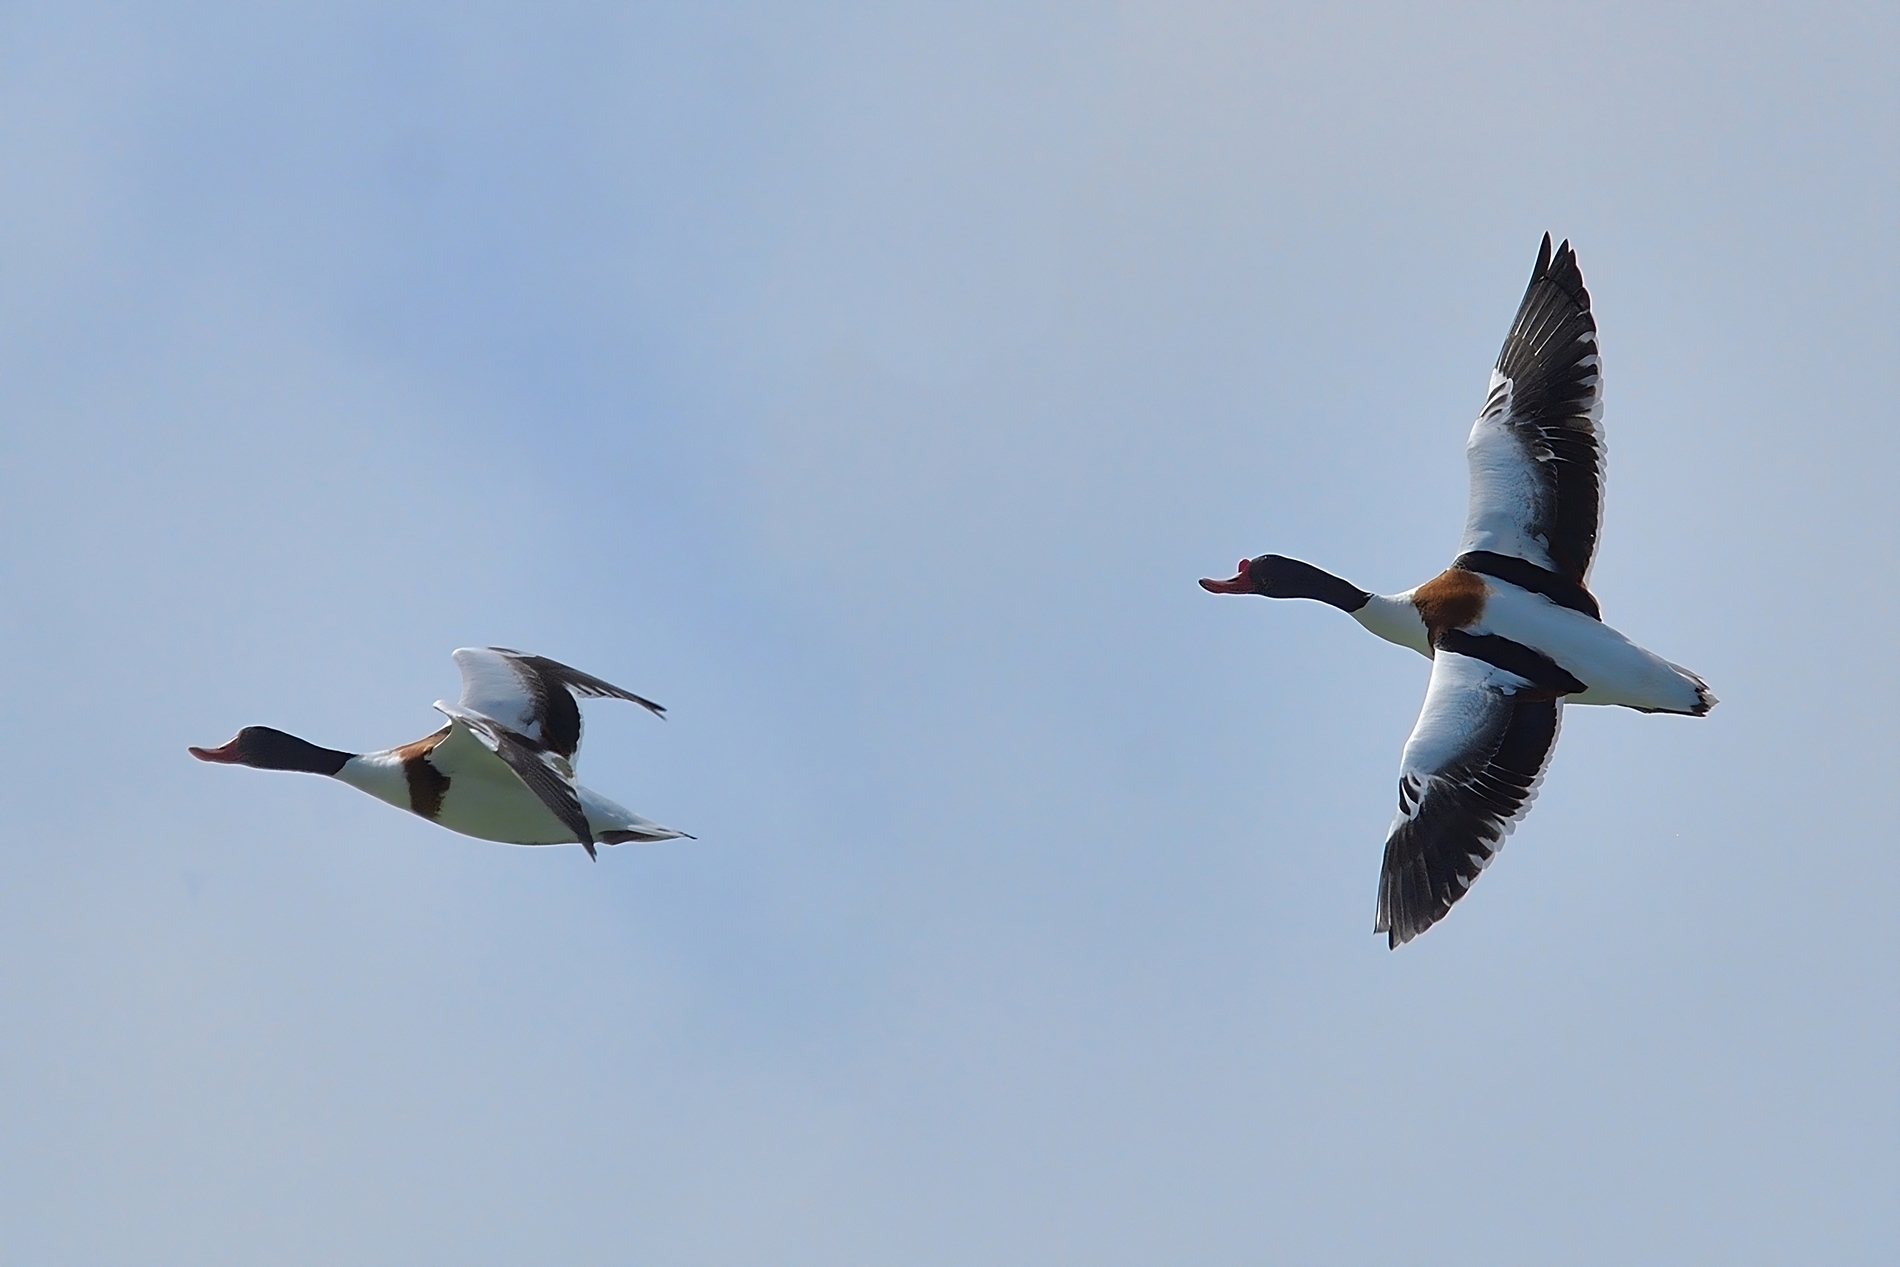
<box><xmin>0</xmin><ymin>4</ymin><xmax>1894</xmax><ymax>1262</ymax></box>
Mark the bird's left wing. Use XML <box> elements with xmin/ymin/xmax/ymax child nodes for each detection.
<box><xmin>1375</xmin><ymin>648</ymin><xmax>1565</xmax><ymax>948</ymax></box>
<box><xmin>433</xmin><ymin>700</ymin><xmax>598</xmax><ymax>860</ymax></box>
<box><xmin>501</xmin><ymin>651</ymin><xmax>666</xmax><ymax>716</ymax></box>
<box><xmin>452</xmin><ymin>647</ymin><xmax>664</xmax><ymax>764</ymax></box>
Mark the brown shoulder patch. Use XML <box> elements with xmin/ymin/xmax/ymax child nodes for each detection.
<box><xmin>391</xmin><ymin>726</ymin><xmax>451</xmax><ymax>764</ymax></box>
<box><xmin>1412</xmin><ymin>568</ymin><xmax>1488</xmax><ymax>645</ymax></box>
<box><xmin>396</xmin><ymin>726</ymin><xmax>452</xmax><ymax>820</ymax></box>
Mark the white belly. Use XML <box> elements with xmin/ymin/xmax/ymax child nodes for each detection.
<box><xmin>435</xmin><ymin>763</ymin><xmax>577</xmax><ymax>844</ymax></box>
<box><xmin>339</xmin><ymin>727</ymin><xmax>579</xmax><ymax>844</ymax></box>
<box><xmin>1474</xmin><ymin>582</ymin><xmax>1709</xmax><ymax>714</ymax></box>
<box><xmin>436</xmin><ymin>769</ymin><xmax>675</xmax><ymax>845</ymax></box>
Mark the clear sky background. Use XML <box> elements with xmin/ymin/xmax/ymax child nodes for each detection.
<box><xmin>0</xmin><ymin>4</ymin><xmax>1893</xmax><ymax>1263</ymax></box>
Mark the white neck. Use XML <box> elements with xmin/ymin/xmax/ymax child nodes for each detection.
<box><xmin>1352</xmin><ymin>593</ymin><xmax>1431</xmax><ymax>657</ymax></box>
<box><xmin>335</xmin><ymin>752</ymin><xmax>414</xmax><ymax>813</ymax></box>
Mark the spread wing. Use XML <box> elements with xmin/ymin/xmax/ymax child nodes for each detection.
<box><xmin>1458</xmin><ymin>234</ymin><xmax>1606</xmax><ymax>586</ymax></box>
<box><xmin>433</xmin><ymin>700</ymin><xmax>598</xmax><ymax>860</ymax></box>
<box><xmin>1376</xmin><ymin>650</ymin><xmax>1565</xmax><ymax>948</ymax></box>
<box><xmin>451</xmin><ymin>647</ymin><xmax>665</xmax><ymax>763</ymax></box>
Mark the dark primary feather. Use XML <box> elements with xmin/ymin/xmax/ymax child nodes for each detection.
<box><xmin>1492</xmin><ymin>234</ymin><xmax>1604</xmax><ymax>584</ymax></box>
<box><xmin>491</xmin><ymin>649</ymin><xmax>666</xmax><ymax>761</ymax></box>
<box><xmin>1376</xmin><ymin>694</ymin><xmax>1562</xmax><ymax>948</ymax></box>
<box><xmin>503</xmin><ymin>652</ymin><xmax>666</xmax><ymax>714</ymax></box>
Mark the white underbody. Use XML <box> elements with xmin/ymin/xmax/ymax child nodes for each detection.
<box><xmin>337</xmin><ymin>721</ymin><xmax>684</xmax><ymax>846</ymax></box>
<box><xmin>1352</xmin><ymin>577</ymin><xmax>1709</xmax><ymax>714</ymax></box>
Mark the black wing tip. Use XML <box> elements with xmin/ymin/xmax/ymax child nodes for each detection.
<box><xmin>1528</xmin><ymin>232</ymin><xmax>1590</xmax><ymax>311</ymax></box>
<box><xmin>1381</xmin><ymin>917</ymin><xmax>1431</xmax><ymax>949</ymax></box>
<box><xmin>501</xmin><ymin>649</ymin><xmax>670</xmax><ymax>716</ymax></box>
<box><xmin>1374</xmin><ymin>885</ymin><xmax>1440</xmax><ymax>949</ymax></box>
<box><xmin>608</xmin><ymin>691</ymin><xmax>667</xmax><ymax>718</ymax></box>
<box><xmin>1377</xmin><ymin>820</ymin><xmax>1482</xmax><ymax>951</ymax></box>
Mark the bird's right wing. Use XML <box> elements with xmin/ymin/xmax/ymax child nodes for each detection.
<box><xmin>1375</xmin><ymin>649</ymin><xmax>1565</xmax><ymax>948</ymax></box>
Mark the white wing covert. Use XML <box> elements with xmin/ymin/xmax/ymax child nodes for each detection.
<box><xmin>451</xmin><ymin>648</ymin><xmax>539</xmax><ymax>732</ymax></box>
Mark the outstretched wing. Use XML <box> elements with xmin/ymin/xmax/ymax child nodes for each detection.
<box><xmin>451</xmin><ymin>647</ymin><xmax>665</xmax><ymax>763</ymax></box>
<box><xmin>1376</xmin><ymin>649</ymin><xmax>1565</xmax><ymax>948</ymax></box>
<box><xmin>433</xmin><ymin>700</ymin><xmax>598</xmax><ymax>859</ymax></box>
<box><xmin>1458</xmin><ymin>234</ymin><xmax>1606</xmax><ymax>586</ymax></box>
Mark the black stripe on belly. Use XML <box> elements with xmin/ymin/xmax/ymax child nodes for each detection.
<box><xmin>1437</xmin><ymin>628</ymin><xmax>1587</xmax><ymax>695</ymax></box>
<box><xmin>1453</xmin><ymin>550</ymin><xmax>1601</xmax><ymax>620</ymax></box>
<box><xmin>404</xmin><ymin>755</ymin><xmax>451</xmax><ymax>820</ymax></box>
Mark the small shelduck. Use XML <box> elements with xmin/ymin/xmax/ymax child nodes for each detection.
<box><xmin>190</xmin><ymin>647</ymin><xmax>691</xmax><ymax>857</ymax></box>
<box><xmin>1201</xmin><ymin>235</ymin><xmax>1713</xmax><ymax>947</ymax></box>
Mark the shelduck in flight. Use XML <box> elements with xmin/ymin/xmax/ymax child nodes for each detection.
<box><xmin>190</xmin><ymin>647</ymin><xmax>691</xmax><ymax>858</ymax></box>
<box><xmin>1201</xmin><ymin>235</ymin><xmax>1713</xmax><ymax>947</ymax></box>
